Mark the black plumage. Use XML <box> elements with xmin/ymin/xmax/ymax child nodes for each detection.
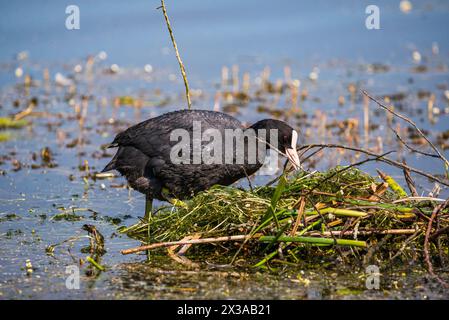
<box><xmin>102</xmin><ymin>109</ymin><xmax>300</xmax><ymax>206</ymax></box>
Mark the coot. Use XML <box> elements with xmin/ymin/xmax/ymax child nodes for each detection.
<box><xmin>102</xmin><ymin>109</ymin><xmax>300</xmax><ymax>219</ymax></box>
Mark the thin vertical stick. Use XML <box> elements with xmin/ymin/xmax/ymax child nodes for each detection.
<box><xmin>363</xmin><ymin>93</ymin><xmax>370</xmax><ymax>144</ymax></box>
<box><xmin>242</xmin><ymin>72</ymin><xmax>250</xmax><ymax>94</ymax></box>
<box><xmin>423</xmin><ymin>199</ymin><xmax>449</xmax><ymax>288</ymax></box>
<box><xmin>291</xmin><ymin>197</ymin><xmax>306</xmax><ymax>236</ymax></box>
<box><xmin>363</xmin><ymin>90</ymin><xmax>449</xmax><ymax>168</ymax></box>
<box><xmin>159</xmin><ymin>0</ymin><xmax>192</xmax><ymax>109</ymax></box>
<box><xmin>145</xmin><ymin>195</ymin><xmax>153</xmax><ymax>261</ymax></box>
<box><xmin>221</xmin><ymin>66</ymin><xmax>229</xmax><ymax>89</ymax></box>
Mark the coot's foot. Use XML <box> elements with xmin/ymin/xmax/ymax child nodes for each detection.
<box><xmin>161</xmin><ymin>188</ymin><xmax>187</xmax><ymax>208</ymax></box>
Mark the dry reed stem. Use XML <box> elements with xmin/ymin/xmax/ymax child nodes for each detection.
<box><xmin>424</xmin><ymin>198</ymin><xmax>449</xmax><ymax>287</ymax></box>
<box><xmin>403</xmin><ymin>162</ymin><xmax>419</xmax><ymax>197</ymax></box>
<box><xmin>298</xmin><ymin>143</ymin><xmax>449</xmax><ymax>187</ymax></box>
<box><xmin>311</xmin><ymin>229</ymin><xmax>418</xmax><ymax>237</ymax></box>
<box><xmin>159</xmin><ymin>0</ymin><xmax>192</xmax><ymax>109</ymax></box>
<box><xmin>291</xmin><ymin>197</ymin><xmax>305</xmax><ymax>236</ymax></box>
<box><xmin>363</xmin><ymin>90</ymin><xmax>449</xmax><ymax>167</ymax></box>
<box><xmin>121</xmin><ymin>234</ymin><xmax>262</xmax><ymax>255</ymax></box>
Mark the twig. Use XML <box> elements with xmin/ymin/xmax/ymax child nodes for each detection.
<box><xmin>301</xmin><ymin>146</ymin><xmax>325</xmax><ymax>164</ymax></box>
<box><xmin>306</xmin><ymin>197</ymin><xmax>349</xmax><ymax>263</ymax></box>
<box><xmin>430</xmin><ymin>225</ymin><xmax>449</xmax><ymax>241</ymax></box>
<box><xmin>297</xmin><ymin>143</ymin><xmax>449</xmax><ymax>187</ymax></box>
<box><xmin>177</xmin><ymin>234</ymin><xmax>201</xmax><ymax>255</ymax></box>
<box><xmin>167</xmin><ymin>242</ymin><xmax>199</xmax><ymax>268</ymax></box>
<box><xmin>159</xmin><ymin>0</ymin><xmax>192</xmax><ymax>109</ymax></box>
<box><xmin>390</xmin><ymin>125</ymin><xmax>438</xmax><ymax>158</ymax></box>
<box><xmin>388</xmin><ymin>229</ymin><xmax>421</xmax><ymax>263</ymax></box>
<box><xmin>242</xmin><ymin>166</ymin><xmax>254</xmax><ymax>192</ymax></box>
<box><xmin>363</xmin><ymin>90</ymin><xmax>449</xmax><ymax>167</ymax></box>
<box><xmin>121</xmin><ymin>233</ymin><xmax>262</xmax><ymax>255</ymax></box>
<box><xmin>392</xmin><ymin>197</ymin><xmax>448</xmax><ymax>203</ymax></box>
<box><xmin>403</xmin><ymin>161</ymin><xmax>418</xmax><ymax>197</ymax></box>
<box><xmin>259</xmin><ymin>235</ymin><xmax>366</xmax><ymax>247</ymax></box>
<box><xmin>423</xmin><ymin>198</ymin><xmax>449</xmax><ymax>287</ymax></box>
<box><xmin>86</xmin><ymin>256</ymin><xmax>105</xmax><ymax>271</ymax></box>
<box><xmin>311</xmin><ymin>228</ymin><xmax>417</xmax><ymax>237</ymax></box>
<box><xmin>377</xmin><ymin>169</ymin><xmax>407</xmax><ymax>198</ymax></box>
<box><xmin>291</xmin><ymin>197</ymin><xmax>305</xmax><ymax>236</ymax></box>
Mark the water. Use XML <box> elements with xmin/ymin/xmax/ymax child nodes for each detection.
<box><xmin>1</xmin><ymin>0</ymin><xmax>449</xmax><ymax>299</ymax></box>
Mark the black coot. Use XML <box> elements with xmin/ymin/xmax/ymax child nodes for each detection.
<box><xmin>102</xmin><ymin>109</ymin><xmax>300</xmax><ymax>218</ymax></box>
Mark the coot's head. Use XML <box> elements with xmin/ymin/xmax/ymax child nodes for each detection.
<box><xmin>251</xmin><ymin>119</ymin><xmax>301</xmax><ymax>170</ymax></box>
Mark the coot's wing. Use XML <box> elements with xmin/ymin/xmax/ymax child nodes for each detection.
<box><xmin>111</xmin><ymin>109</ymin><xmax>242</xmax><ymax>158</ymax></box>
<box><xmin>111</xmin><ymin>109</ymin><xmax>243</xmax><ymax>176</ymax></box>
<box><xmin>154</xmin><ymin>111</ymin><xmax>249</xmax><ymax>199</ymax></box>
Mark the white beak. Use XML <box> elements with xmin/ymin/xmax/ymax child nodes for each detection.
<box><xmin>285</xmin><ymin>130</ymin><xmax>301</xmax><ymax>170</ymax></box>
<box><xmin>286</xmin><ymin>147</ymin><xmax>301</xmax><ymax>170</ymax></box>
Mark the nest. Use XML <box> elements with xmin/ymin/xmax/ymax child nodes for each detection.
<box><xmin>120</xmin><ymin>167</ymin><xmax>449</xmax><ymax>268</ymax></box>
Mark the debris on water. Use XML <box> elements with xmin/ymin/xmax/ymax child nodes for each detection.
<box><xmin>0</xmin><ymin>117</ymin><xmax>28</xmax><ymax>129</ymax></box>
<box><xmin>367</xmin><ymin>63</ymin><xmax>390</xmax><ymax>73</ymax></box>
<box><xmin>109</xmin><ymin>64</ymin><xmax>120</xmax><ymax>74</ymax></box>
<box><xmin>15</xmin><ymin>67</ymin><xmax>23</xmax><ymax>78</ymax></box>
<box><xmin>432</xmin><ymin>42</ymin><xmax>439</xmax><ymax>55</ymax></box>
<box><xmin>412</xmin><ymin>51</ymin><xmax>422</xmax><ymax>63</ymax></box>
<box><xmin>400</xmin><ymin>0</ymin><xmax>413</xmax><ymax>13</ymax></box>
<box><xmin>54</xmin><ymin>72</ymin><xmax>74</xmax><ymax>87</ymax></box>
<box><xmin>0</xmin><ymin>132</ymin><xmax>11</xmax><ymax>142</ymax></box>
<box><xmin>417</xmin><ymin>90</ymin><xmax>431</xmax><ymax>100</ymax></box>
<box><xmin>50</xmin><ymin>207</ymin><xmax>90</xmax><ymax>221</ymax></box>
<box><xmin>51</xmin><ymin>212</ymin><xmax>84</xmax><ymax>222</ymax></box>
<box><xmin>144</xmin><ymin>64</ymin><xmax>153</xmax><ymax>73</ymax></box>
<box><xmin>383</xmin><ymin>92</ymin><xmax>406</xmax><ymax>102</ymax></box>
<box><xmin>86</xmin><ymin>256</ymin><xmax>105</xmax><ymax>271</ymax></box>
<box><xmin>40</xmin><ymin>147</ymin><xmax>53</xmax><ymax>163</ymax></box>
<box><xmin>412</xmin><ymin>65</ymin><xmax>427</xmax><ymax>73</ymax></box>
<box><xmin>11</xmin><ymin>159</ymin><xmax>22</xmax><ymax>171</ymax></box>
<box><xmin>16</xmin><ymin>51</ymin><xmax>28</xmax><ymax>61</ymax></box>
<box><xmin>309</xmin><ymin>67</ymin><xmax>319</xmax><ymax>81</ymax></box>
<box><xmin>73</xmin><ymin>64</ymin><xmax>83</xmax><ymax>73</ymax></box>
<box><xmin>82</xmin><ymin>224</ymin><xmax>106</xmax><ymax>255</ymax></box>
<box><xmin>97</xmin><ymin>51</ymin><xmax>108</xmax><ymax>61</ymax></box>
<box><xmin>114</xmin><ymin>96</ymin><xmax>137</xmax><ymax>107</ymax></box>
<box><xmin>25</xmin><ymin>259</ymin><xmax>33</xmax><ymax>275</ymax></box>
<box><xmin>0</xmin><ymin>213</ymin><xmax>21</xmax><ymax>223</ymax></box>
<box><xmin>443</xmin><ymin>90</ymin><xmax>449</xmax><ymax>101</ymax></box>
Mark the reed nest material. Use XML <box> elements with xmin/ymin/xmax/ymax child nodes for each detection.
<box><xmin>120</xmin><ymin>167</ymin><xmax>449</xmax><ymax>268</ymax></box>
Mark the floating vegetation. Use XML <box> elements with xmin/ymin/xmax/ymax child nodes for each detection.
<box><xmin>50</xmin><ymin>207</ymin><xmax>97</xmax><ymax>221</ymax></box>
<box><xmin>0</xmin><ymin>117</ymin><xmax>28</xmax><ymax>129</ymax></box>
<box><xmin>0</xmin><ymin>213</ymin><xmax>21</xmax><ymax>223</ymax></box>
<box><xmin>120</xmin><ymin>167</ymin><xmax>449</xmax><ymax>269</ymax></box>
<box><xmin>0</xmin><ymin>132</ymin><xmax>11</xmax><ymax>142</ymax></box>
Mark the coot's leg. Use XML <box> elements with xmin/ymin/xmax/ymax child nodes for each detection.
<box><xmin>144</xmin><ymin>194</ymin><xmax>153</xmax><ymax>221</ymax></box>
<box><xmin>144</xmin><ymin>194</ymin><xmax>153</xmax><ymax>262</ymax></box>
<box><xmin>161</xmin><ymin>187</ymin><xmax>187</xmax><ymax>208</ymax></box>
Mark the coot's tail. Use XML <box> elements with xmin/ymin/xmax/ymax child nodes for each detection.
<box><xmin>101</xmin><ymin>145</ymin><xmax>122</xmax><ymax>172</ymax></box>
<box><xmin>101</xmin><ymin>146</ymin><xmax>149</xmax><ymax>177</ymax></box>
<box><xmin>101</xmin><ymin>158</ymin><xmax>117</xmax><ymax>172</ymax></box>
